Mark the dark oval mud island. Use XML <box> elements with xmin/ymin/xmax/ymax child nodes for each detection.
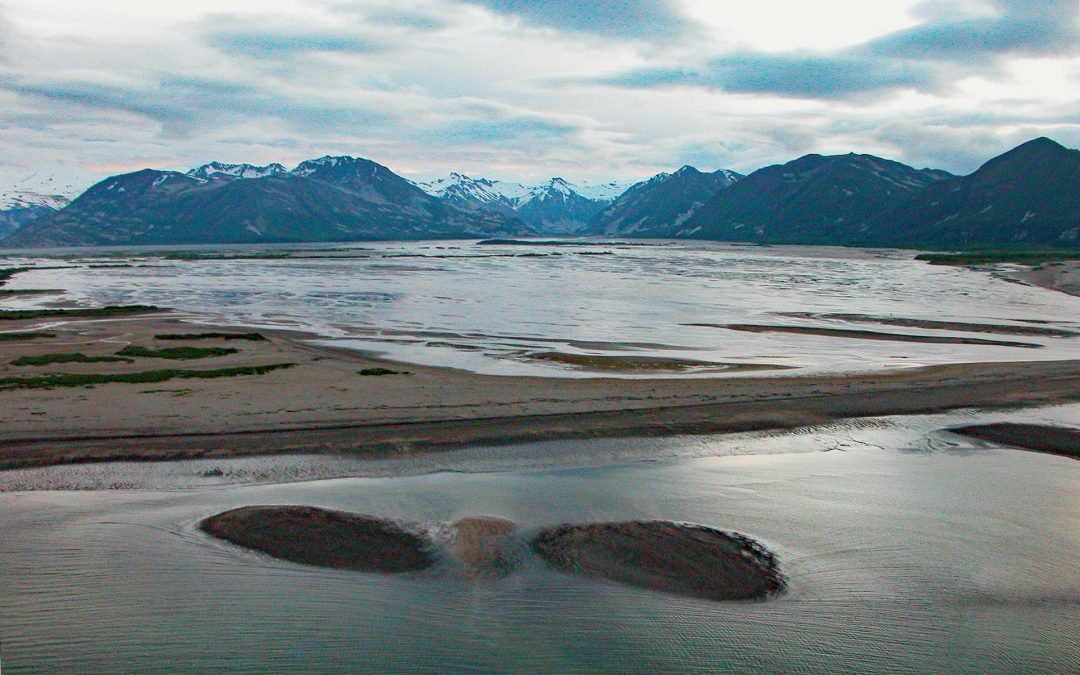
<box><xmin>199</xmin><ymin>505</ymin><xmax>436</xmax><ymax>573</ymax></box>
<box><xmin>532</xmin><ymin>520</ymin><xmax>786</xmax><ymax>601</ymax></box>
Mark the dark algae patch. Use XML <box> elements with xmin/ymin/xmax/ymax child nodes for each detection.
<box><xmin>12</xmin><ymin>352</ymin><xmax>133</xmax><ymax>366</ymax></box>
<box><xmin>155</xmin><ymin>332</ymin><xmax>266</xmax><ymax>341</ymax></box>
<box><xmin>532</xmin><ymin>520</ymin><xmax>785</xmax><ymax>601</ymax></box>
<box><xmin>200</xmin><ymin>506</ymin><xmax>436</xmax><ymax>573</ymax></box>
<box><xmin>116</xmin><ymin>345</ymin><xmax>238</xmax><ymax>360</ymax></box>
<box><xmin>0</xmin><ymin>305</ymin><xmax>161</xmax><ymax>321</ymax></box>
<box><xmin>0</xmin><ymin>363</ymin><xmax>293</xmax><ymax>391</ymax></box>
<box><xmin>950</xmin><ymin>423</ymin><xmax>1079</xmax><ymax>459</ymax></box>
<box><xmin>358</xmin><ymin>367</ymin><xmax>409</xmax><ymax>376</ymax></box>
<box><xmin>916</xmin><ymin>250</ymin><xmax>1080</xmax><ymax>266</ymax></box>
<box><xmin>0</xmin><ymin>332</ymin><xmax>55</xmax><ymax>341</ymax></box>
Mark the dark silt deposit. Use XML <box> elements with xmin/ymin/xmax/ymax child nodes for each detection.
<box><xmin>199</xmin><ymin>506</ymin><xmax>436</xmax><ymax>573</ymax></box>
<box><xmin>532</xmin><ymin>521</ymin><xmax>785</xmax><ymax>601</ymax></box>
<box><xmin>950</xmin><ymin>423</ymin><xmax>1080</xmax><ymax>459</ymax></box>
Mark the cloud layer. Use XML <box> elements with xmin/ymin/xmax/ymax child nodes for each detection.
<box><xmin>0</xmin><ymin>0</ymin><xmax>1076</xmax><ymax>194</ymax></box>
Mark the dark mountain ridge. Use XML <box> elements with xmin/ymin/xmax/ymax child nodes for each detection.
<box><xmin>585</xmin><ymin>166</ymin><xmax>741</xmax><ymax>236</ymax></box>
<box><xmin>865</xmin><ymin>137</ymin><xmax>1080</xmax><ymax>248</ymax></box>
<box><xmin>667</xmin><ymin>154</ymin><xmax>953</xmax><ymax>244</ymax></box>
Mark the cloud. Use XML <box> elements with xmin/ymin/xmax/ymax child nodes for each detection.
<box><xmin>198</xmin><ymin>13</ymin><xmax>382</xmax><ymax>57</ymax></box>
<box><xmin>0</xmin><ymin>75</ymin><xmax>385</xmax><ymax>137</ymax></box>
<box><xmin>209</xmin><ymin>31</ymin><xmax>379</xmax><ymax>57</ymax></box>
<box><xmin>462</xmin><ymin>0</ymin><xmax>692</xmax><ymax>40</ymax></box>
<box><xmin>604</xmin><ymin>0</ymin><xmax>1080</xmax><ymax>99</ymax></box>
<box><xmin>613</xmin><ymin>55</ymin><xmax>935</xmax><ymax>98</ymax></box>
<box><xmin>428</xmin><ymin>116</ymin><xmax>576</xmax><ymax>145</ymax></box>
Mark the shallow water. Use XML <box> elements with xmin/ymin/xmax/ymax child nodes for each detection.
<box><xmin>1</xmin><ymin>406</ymin><xmax>1077</xmax><ymax>673</ymax></box>
<box><xmin>7</xmin><ymin>241</ymin><xmax>1080</xmax><ymax>376</ymax></box>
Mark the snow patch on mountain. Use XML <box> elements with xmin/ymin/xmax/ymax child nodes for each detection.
<box><xmin>0</xmin><ymin>190</ymin><xmax>71</xmax><ymax>211</ymax></box>
<box><xmin>187</xmin><ymin>162</ymin><xmax>288</xmax><ymax>181</ymax></box>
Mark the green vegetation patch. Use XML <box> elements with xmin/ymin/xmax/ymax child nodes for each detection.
<box><xmin>12</xmin><ymin>352</ymin><xmax>133</xmax><ymax>366</ymax></box>
<box><xmin>0</xmin><ymin>305</ymin><xmax>161</xmax><ymax>321</ymax></box>
<box><xmin>916</xmin><ymin>250</ymin><xmax>1080</xmax><ymax>266</ymax></box>
<box><xmin>155</xmin><ymin>332</ymin><xmax>267</xmax><ymax>341</ymax></box>
<box><xmin>116</xmin><ymin>345</ymin><xmax>238</xmax><ymax>360</ymax></box>
<box><xmin>0</xmin><ymin>332</ymin><xmax>56</xmax><ymax>341</ymax></box>
<box><xmin>0</xmin><ymin>363</ymin><xmax>295</xmax><ymax>391</ymax></box>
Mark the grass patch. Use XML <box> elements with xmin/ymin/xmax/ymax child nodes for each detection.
<box><xmin>358</xmin><ymin>367</ymin><xmax>409</xmax><ymax>376</ymax></box>
<box><xmin>12</xmin><ymin>352</ymin><xmax>133</xmax><ymax>366</ymax></box>
<box><xmin>0</xmin><ymin>332</ymin><xmax>55</xmax><ymax>341</ymax></box>
<box><xmin>0</xmin><ymin>363</ymin><xmax>295</xmax><ymax>391</ymax></box>
<box><xmin>916</xmin><ymin>250</ymin><xmax>1080</xmax><ymax>266</ymax></box>
<box><xmin>116</xmin><ymin>345</ymin><xmax>238</xmax><ymax>360</ymax></box>
<box><xmin>155</xmin><ymin>332</ymin><xmax>266</xmax><ymax>341</ymax></box>
<box><xmin>0</xmin><ymin>305</ymin><xmax>161</xmax><ymax>321</ymax></box>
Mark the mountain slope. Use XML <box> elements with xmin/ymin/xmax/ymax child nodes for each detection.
<box><xmin>585</xmin><ymin>166</ymin><xmax>741</xmax><ymax>235</ymax></box>
<box><xmin>668</xmin><ymin>154</ymin><xmax>952</xmax><ymax>244</ymax></box>
<box><xmin>3</xmin><ymin>158</ymin><xmax>533</xmax><ymax>247</ymax></box>
<box><xmin>866</xmin><ymin>137</ymin><xmax>1080</xmax><ymax>248</ymax></box>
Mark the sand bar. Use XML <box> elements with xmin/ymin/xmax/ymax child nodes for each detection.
<box><xmin>532</xmin><ymin>521</ymin><xmax>785</xmax><ymax>601</ymax></box>
<box><xmin>2</xmin><ymin>313</ymin><xmax>1080</xmax><ymax>470</ymax></box>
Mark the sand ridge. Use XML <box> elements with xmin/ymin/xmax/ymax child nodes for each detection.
<box><xmin>1</xmin><ymin>313</ymin><xmax>1080</xmax><ymax>469</ymax></box>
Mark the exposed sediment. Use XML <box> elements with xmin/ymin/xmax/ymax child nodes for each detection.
<box><xmin>949</xmin><ymin>423</ymin><xmax>1080</xmax><ymax>459</ymax></box>
<box><xmin>532</xmin><ymin>520</ymin><xmax>785</xmax><ymax>601</ymax></box>
<box><xmin>199</xmin><ymin>505</ymin><xmax>436</xmax><ymax>573</ymax></box>
<box><xmin>447</xmin><ymin>516</ymin><xmax>519</xmax><ymax>578</ymax></box>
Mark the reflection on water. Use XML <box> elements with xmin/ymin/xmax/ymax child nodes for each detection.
<box><xmin>7</xmin><ymin>241</ymin><xmax>1080</xmax><ymax>376</ymax></box>
<box><xmin>1</xmin><ymin>406</ymin><xmax>1077</xmax><ymax>672</ymax></box>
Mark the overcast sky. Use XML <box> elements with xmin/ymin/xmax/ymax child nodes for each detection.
<box><xmin>1</xmin><ymin>0</ymin><xmax>1077</xmax><ymax>194</ymax></box>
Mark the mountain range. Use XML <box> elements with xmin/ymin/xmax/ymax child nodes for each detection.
<box><xmin>2</xmin><ymin>137</ymin><xmax>1077</xmax><ymax>249</ymax></box>
<box><xmin>3</xmin><ymin>157</ymin><xmax>534</xmax><ymax>247</ymax></box>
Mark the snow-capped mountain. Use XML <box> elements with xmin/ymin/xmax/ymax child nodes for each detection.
<box><xmin>414</xmin><ymin>174</ymin><xmax>633</xmax><ymax>234</ymax></box>
<box><xmin>187</xmin><ymin>161</ymin><xmax>288</xmax><ymax>181</ymax></box>
<box><xmin>0</xmin><ymin>190</ymin><xmax>72</xmax><ymax>238</ymax></box>
<box><xmin>585</xmin><ymin>166</ymin><xmax>741</xmax><ymax>236</ymax></box>
<box><xmin>3</xmin><ymin>156</ymin><xmax>533</xmax><ymax>247</ymax></box>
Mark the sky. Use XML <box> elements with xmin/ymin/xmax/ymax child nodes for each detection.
<box><xmin>0</xmin><ymin>0</ymin><xmax>1077</xmax><ymax>195</ymax></box>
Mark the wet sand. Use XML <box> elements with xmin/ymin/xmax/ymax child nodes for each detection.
<box><xmin>700</xmin><ymin>323</ymin><xmax>1042</xmax><ymax>348</ymax></box>
<box><xmin>775</xmin><ymin>313</ymin><xmax>1078</xmax><ymax>338</ymax></box>
<box><xmin>1</xmin><ymin>313</ymin><xmax>1080</xmax><ymax>470</ymax></box>
<box><xmin>949</xmin><ymin>423</ymin><xmax>1080</xmax><ymax>459</ymax></box>
<box><xmin>521</xmin><ymin>351</ymin><xmax>786</xmax><ymax>373</ymax></box>
<box><xmin>200</xmin><ymin>506</ymin><xmax>436</xmax><ymax>572</ymax></box>
<box><xmin>532</xmin><ymin>521</ymin><xmax>785</xmax><ymax>601</ymax></box>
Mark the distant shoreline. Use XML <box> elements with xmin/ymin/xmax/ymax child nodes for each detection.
<box><xmin>2</xmin><ymin>312</ymin><xmax>1079</xmax><ymax>471</ymax></box>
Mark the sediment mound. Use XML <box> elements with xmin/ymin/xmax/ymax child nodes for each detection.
<box><xmin>447</xmin><ymin>516</ymin><xmax>519</xmax><ymax>578</ymax></box>
<box><xmin>532</xmin><ymin>520</ymin><xmax>785</xmax><ymax>601</ymax></box>
<box><xmin>950</xmin><ymin>423</ymin><xmax>1079</xmax><ymax>459</ymax></box>
<box><xmin>199</xmin><ymin>505</ymin><xmax>436</xmax><ymax>573</ymax></box>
